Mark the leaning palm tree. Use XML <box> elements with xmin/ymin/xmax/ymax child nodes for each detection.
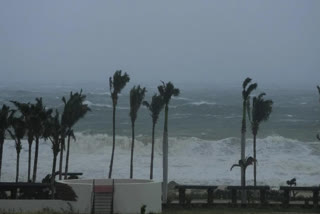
<box><xmin>129</xmin><ymin>85</ymin><xmax>146</xmax><ymax>178</ymax></box>
<box><xmin>248</xmin><ymin>93</ymin><xmax>273</xmax><ymax>186</ymax></box>
<box><xmin>143</xmin><ymin>94</ymin><xmax>165</xmax><ymax>180</ymax></box>
<box><xmin>43</xmin><ymin>110</ymin><xmax>61</xmax><ymax>199</ymax></box>
<box><xmin>158</xmin><ymin>81</ymin><xmax>180</xmax><ymax>202</ymax></box>
<box><xmin>8</xmin><ymin>115</ymin><xmax>26</xmax><ymax>183</ymax></box>
<box><xmin>239</xmin><ymin>77</ymin><xmax>257</xmax><ymax>203</ymax></box>
<box><xmin>62</xmin><ymin>90</ymin><xmax>90</xmax><ymax>179</ymax></box>
<box><xmin>11</xmin><ymin>101</ymin><xmax>34</xmax><ymax>182</ymax></box>
<box><xmin>108</xmin><ymin>70</ymin><xmax>130</xmax><ymax>178</ymax></box>
<box><xmin>32</xmin><ymin>98</ymin><xmax>52</xmax><ymax>182</ymax></box>
<box><xmin>0</xmin><ymin>105</ymin><xmax>14</xmax><ymax>181</ymax></box>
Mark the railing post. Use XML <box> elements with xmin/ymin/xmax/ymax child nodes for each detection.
<box><xmin>313</xmin><ymin>190</ymin><xmax>319</xmax><ymax>208</ymax></box>
<box><xmin>179</xmin><ymin>188</ymin><xmax>186</xmax><ymax>205</ymax></box>
<box><xmin>231</xmin><ymin>189</ymin><xmax>237</xmax><ymax>205</ymax></box>
<box><xmin>207</xmin><ymin>188</ymin><xmax>213</xmax><ymax>205</ymax></box>
<box><xmin>260</xmin><ymin>189</ymin><xmax>266</xmax><ymax>204</ymax></box>
<box><xmin>283</xmin><ymin>189</ymin><xmax>290</xmax><ymax>206</ymax></box>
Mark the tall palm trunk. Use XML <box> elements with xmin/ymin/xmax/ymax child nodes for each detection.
<box><xmin>150</xmin><ymin>123</ymin><xmax>155</xmax><ymax>180</ymax></box>
<box><xmin>108</xmin><ymin>105</ymin><xmax>116</xmax><ymax>178</ymax></box>
<box><xmin>240</xmin><ymin>100</ymin><xmax>247</xmax><ymax>204</ymax></box>
<box><xmin>130</xmin><ymin>122</ymin><xmax>135</xmax><ymax>179</ymax></box>
<box><xmin>64</xmin><ymin>134</ymin><xmax>71</xmax><ymax>179</ymax></box>
<box><xmin>59</xmin><ymin>137</ymin><xmax>65</xmax><ymax>180</ymax></box>
<box><xmin>16</xmin><ymin>142</ymin><xmax>21</xmax><ymax>183</ymax></box>
<box><xmin>162</xmin><ymin>105</ymin><xmax>169</xmax><ymax>202</ymax></box>
<box><xmin>51</xmin><ymin>153</ymin><xmax>57</xmax><ymax>199</ymax></box>
<box><xmin>253</xmin><ymin>133</ymin><xmax>257</xmax><ymax>186</ymax></box>
<box><xmin>27</xmin><ymin>136</ymin><xmax>33</xmax><ymax>182</ymax></box>
<box><xmin>0</xmin><ymin>136</ymin><xmax>4</xmax><ymax>181</ymax></box>
<box><xmin>32</xmin><ymin>137</ymin><xmax>40</xmax><ymax>182</ymax></box>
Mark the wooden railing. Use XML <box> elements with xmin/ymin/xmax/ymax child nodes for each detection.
<box><xmin>280</xmin><ymin>186</ymin><xmax>320</xmax><ymax>207</ymax></box>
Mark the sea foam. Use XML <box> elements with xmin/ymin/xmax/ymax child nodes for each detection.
<box><xmin>1</xmin><ymin>133</ymin><xmax>319</xmax><ymax>187</ymax></box>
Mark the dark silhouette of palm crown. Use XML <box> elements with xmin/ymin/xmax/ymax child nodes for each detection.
<box><xmin>157</xmin><ymin>81</ymin><xmax>180</xmax><ymax>105</ymax></box>
<box><xmin>248</xmin><ymin>93</ymin><xmax>273</xmax><ymax>135</ymax></box>
<box><xmin>109</xmin><ymin>70</ymin><xmax>130</xmax><ymax>106</ymax></box>
<box><xmin>130</xmin><ymin>85</ymin><xmax>146</xmax><ymax>124</ymax></box>
<box><xmin>143</xmin><ymin>94</ymin><xmax>165</xmax><ymax>125</ymax></box>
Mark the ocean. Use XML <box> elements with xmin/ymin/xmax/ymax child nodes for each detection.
<box><xmin>1</xmin><ymin>83</ymin><xmax>319</xmax><ymax>187</ymax></box>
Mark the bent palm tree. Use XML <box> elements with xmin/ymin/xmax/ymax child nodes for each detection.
<box><xmin>129</xmin><ymin>85</ymin><xmax>146</xmax><ymax>178</ymax></box>
<box><xmin>240</xmin><ymin>77</ymin><xmax>257</xmax><ymax>203</ymax></box>
<box><xmin>248</xmin><ymin>93</ymin><xmax>273</xmax><ymax>186</ymax></box>
<box><xmin>11</xmin><ymin>101</ymin><xmax>34</xmax><ymax>182</ymax></box>
<box><xmin>8</xmin><ymin>116</ymin><xmax>26</xmax><ymax>183</ymax></box>
<box><xmin>0</xmin><ymin>105</ymin><xmax>13</xmax><ymax>181</ymax></box>
<box><xmin>43</xmin><ymin>110</ymin><xmax>61</xmax><ymax>199</ymax></box>
<box><xmin>143</xmin><ymin>94</ymin><xmax>165</xmax><ymax>180</ymax></box>
<box><xmin>32</xmin><ymin>98</ymin><xmax>52</xmax><ymax>182</ymax></box>
<box><xmin>62</xmin><ymin>90</ymin><xmax>90</xmax><ymax>179</ymax></box>
<box><xmin>108</xmin><ymin>70</ymin><xmax>130</xmax><ymax>178</ymax></box>
<box><xmin>158</xmin><ymin>81</ymin><xmax>180</xmax><ymax>202</ymax></box>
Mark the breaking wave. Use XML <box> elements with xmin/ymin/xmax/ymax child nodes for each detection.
<box><xmin>2</xmin><ymin>133</ymin><xmax>319</xmax><ymax>187</ymax></box>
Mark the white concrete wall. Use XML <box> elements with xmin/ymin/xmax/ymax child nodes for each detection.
<box><xmin>0</xmin><ymin>179</ymin><xmax>162</xmax><ymax>214</ymax></box>
<box><xmin>113</xmin><ymin>181</ymin><xmax>162</xmax><ymax>214</ymax></box>
<box><xmin>64</xmin><ymin>182</ymin><xmax>93</xmax><ymax>214</ymax></box>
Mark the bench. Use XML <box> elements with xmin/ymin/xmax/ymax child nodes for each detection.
<box><xmin>54</xmin><ymin>172</ymin><xmax>83</xmax><ymax>179</ymax></box>
<box><xmin>227</xmin><ymin>186</ymin><xmax>270</xmax><ymax>205</ymax></box>
<box><xmin>175</xmin><ymin>185</ymin><xmax>218</xmax><ymax>205</ymax></box>
<box><xmin>279</xmin><ymin>186</ymin><xmax>320</xmax><ymax>207</ymax></box>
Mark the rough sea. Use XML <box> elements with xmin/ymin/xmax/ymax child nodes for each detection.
<box><xmin>1</xmin><ymin>82</ymin><xmax>319</xmax><ymax>187</ymax></box>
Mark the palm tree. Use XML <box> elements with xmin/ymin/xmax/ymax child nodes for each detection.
<box><xmin>11</xmin><ymin>101</ymin><xmax>34</xmax><ymax>182</ymax></box>
<box><xmin>62</xmin><ymin>90</ymin><xmax>90</xmax><ymax>179</ymax></box>
<box><xmin>158</xmin><ymin>81</ymin><xmax>180</xmax><ymax>202</ymax></box>
<box><xmin>43</xmin><ymin>110</ymin><xmax>61</xmax><ymax>199</ymax></box>
<box><xmin>143</xmin><ymin>94</ymin><xmax>165</xmax><ymax>180</ymax></box>
<box><xmin>240</xmin><ymin>77</ymin><xmax>257</xmax><ymax>203</ymax></box>
<box><xmin>248</xmin><ymin>93</ymin><xmax>273</xmax><ymax>186</ymax></box>
<box><xmin>230</xmin><ymin>157</ymin><xmax>256</xmax><ymax>171</ymax></box>
<box><xmin>129</xmin><ymin>85</ymin><xmax>146</xmax><ymax>178</ymax></box>
<box><xmin>108</xmin><ymin>70</ymin><xmax>130</xmax><ymax>178</ymax></box>
<box><xmin>32</xmin><ymin>98</ymin><xmax>52</xmax><ymax>182</ymax></box>
<box><xmin>317</xmin><ymin>86</ymin><xmax>320</xmax><ymax>141</ymax></box>
<box><xmin>0</xmin><ymin>105</ymin><xmax>14</xmax><ymax>181</ymax></box>
<box><xmin>8</xmin><ymin>115</ymin><xmax>26</xmax><ymax>183</ymax></box>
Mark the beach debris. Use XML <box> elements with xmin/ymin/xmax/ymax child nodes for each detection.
<box><xmin>286</xmin><ymin>178</ymin><xmax>296</xmax><ymax>186</ymax></box>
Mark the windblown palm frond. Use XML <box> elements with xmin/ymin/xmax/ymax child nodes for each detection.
<box><xmin>242</xmin><ymin>78</ymin><xmax>252</xmax><ymax>90</ymax></box>
<box><xmin>0</xmin><ymin>105</ymin><xmax>12</xmax><ymax>134</ymax></box>
<box><xmin>250</xmin><ymin>93</ymin><xmax>273</xmax><ymax>135</ymax></box>
<box><xmin>158</xmin><ymin>81</ymin><xmax>180</xmax><ymax>105</ymax></box>
<box><xmin>143</xmin><ymin>94</ymin><xmax>165</xmax><ymax>125</ymax></box>
<box><xmin>230</xmin><ymin>157</ymin><xmax>256</xmax><ymax>171</ymax></box>
<box><xmin>130</xmin><ymin>85</ymin><xmax>146</xmax><ymax>124</ymax></box>
<box><xmin>109</xmin><ymin>70</ymin><xmax>130</xmax><ymax>106</ymax></box>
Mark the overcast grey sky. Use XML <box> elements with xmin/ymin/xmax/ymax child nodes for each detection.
<box><xmin>0</xmin><ymin>0</ymin><xmax>319</xmax><ymax>88</ymax></box>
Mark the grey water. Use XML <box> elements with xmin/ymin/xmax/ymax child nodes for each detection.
<box><xmin>1</xmin><ymin>82</ymin><xmax>320</xmax><ymax>186</ymax></box>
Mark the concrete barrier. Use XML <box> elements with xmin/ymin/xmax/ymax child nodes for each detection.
<box><xmin>0</xmin><ymin>179</ymin><xmax>161</xmax><ymax>214</ymax></box>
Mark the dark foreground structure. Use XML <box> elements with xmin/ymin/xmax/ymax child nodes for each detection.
<box><xmin>173</xmin><ymin>184</ymin><xmax>320</xmax><ymax>208</ymax></box>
